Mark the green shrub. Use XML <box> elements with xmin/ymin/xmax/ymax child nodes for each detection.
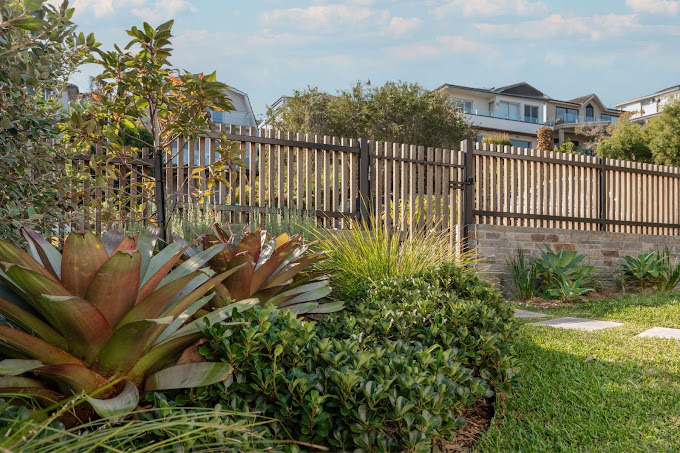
<box><xmin>621</xmin><ymin>249</ymin><xmax>680</xmax><ymax>292</ymax></box>
<box><xmin>506</xmin><ymin>248</ymin><xmax>536</xmax><ymax>301</ymax></box>
<box><xmin>166</xmin><ymin>264</ymin><xmax>518</xmax><ymax>452</ymax></box>
<box><xmin>311</xmin><ymin>215</ymin><xmax>473</xmax><ymax>300</ymax></box>
<box><xmin>531</xmin><ymin>245</ymin><xmax>594</xmax><ymax>301</ymax></box>
<box><xmin>481</xmin><ymin>134</ymin><xmax>512</xmax><ymax>147</ymax></box>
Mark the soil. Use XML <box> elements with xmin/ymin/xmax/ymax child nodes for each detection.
<box><xmin>435</xmin><ymin>397</ymin><xmax>495</xmax><ymax>453</ymax></box>
<box><xmin>516</xmin><ymin>288</ymin><xmax>624</xmax><ymax>309</ymax></box>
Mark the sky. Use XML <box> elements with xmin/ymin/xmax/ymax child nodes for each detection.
<box><xmin>65</xmin><ymin>0</ymin><xmax>680</xmax><ymax>119</ymax></box>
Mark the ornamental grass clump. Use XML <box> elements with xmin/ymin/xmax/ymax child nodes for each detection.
<box><xmin>311</xmin><ymin>214</ymin><xmax>479</xmax><ymax>299</ymax></box>
<box><xmin>0</xmin><ymin>227</ymin><xmax>257</xmax><ymax>418</ymax></box>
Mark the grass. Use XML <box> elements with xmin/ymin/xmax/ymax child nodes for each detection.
<box><xmin>476</xmin><ymin>292</ymin><xmax>680</xmax><ymax>452</ymax></box>
<box><xmin>311</xmin><ymin>214</ymin><xmax>476</xmax><ymax>298</ymax></box>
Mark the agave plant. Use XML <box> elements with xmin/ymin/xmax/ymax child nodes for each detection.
<box><xmin>0</xmin><ymin>227</ymin><xmax>257</xmax><ymax>417</ymax></box>
<box><xmin>175</xmin><ymin>224</ymin><xmax>342</xmax><ymax>316</ymax></box>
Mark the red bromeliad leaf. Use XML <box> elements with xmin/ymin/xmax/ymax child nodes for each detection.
<box><xmin>136</xmin><ymin>244</ymin><xmax>188</xmax><ymax>302</ymax></box>
<box><xmin>61</xmin><ymin>232</ymin><xmax>109</xmax><ymax>297</ymax></box>
<box><xmin>31</xmin><ymin>363</ymin><xmax>108</xmax><ymax>395</ymax></box>
<box><xmin>126</xmin><ymin>331</ymin><xmax>204</xmax><ymax>386</ymax></box>
<box><xmin>162</xmin><ymin>264</ymin><xmax>250</xmax><ymax>318</ymax></box>
<box><xmin>0</xmin><ymin>326</ymin><xmax>82</xmax><ymax>365</ymax></box>
<box><xmin>39</xmin><ymin>295</ymin><xmax>113</xmax><ymax>365</ymax></box>
<box><xmin>262</xmin><ymin>253</ymin><xmax>327</xmax><ymax>290</ymax></box>
<box><xmin>0</xmin><ymin>296</ymin><xmax>66</xmax><ymax>349</ymax></box>
<box><xmin>101</xmin><ymin>230</ymin><xmax>125</xmax><ymax>256</ymax></box>
<box><xmin>111</xmin><ymin>237</ymin><xmax>137</xmax><ymax>255</ymax></box>
<box><xmin>0</xmin><ymin>241</ymin><xmax>60</xmax><ymax>284</ymax></box>
<box><xmin>222</xmin><ymin>253</ymin><xmax>255</xmax><ymax>301</ymax></box>
<box><xmin>248</xmin><ymin>241</ymin><xmax>301</xmax><ymax>294</ymax></box>
<box><xmin>3</xmin><ymin>264</ymin><xmax>71</xmax><ymax>306</ymax></box>
<box><xmin>85</xmin><ymin>251</ymin><xmax>141</xmax><ymax>327</ymax></box>
<box><xmin>233</xmin><ymin>234</ymin><xmax>262</xmax><ymax>261</ymax></box>
<box><xmin>117</xmin><ymin>271</ymin><xmax>204</xmax><ymax>328</ymax></box>
<box><xmin>20</xmin><ymin>227</ymin><xmax>62</xmax><ymax>279</ymax></box>
<box><xmin>95</xmin><ymin>317</ymin><xmax>172</xmax><ymax>378</ymax></box>
<box><xmin>145</xmin><ymin>362</ymin><xmax>232</xmax><ymax>391</ymax></box>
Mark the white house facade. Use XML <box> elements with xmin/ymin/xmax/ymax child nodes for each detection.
<box><xmin>613</xmin><ymin>85</ymin><xmax>680</xmax><ymax>122</ymax></box>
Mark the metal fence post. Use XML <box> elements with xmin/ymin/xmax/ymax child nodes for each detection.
<box><xmin>154</xmin><ymin>147</ymin><xmax>167</xmax><ymax>246</ymax></box>
<box><xmin>461</xmin><ymin>139</ymin><xmax>475</xmax><ymax>250</ymax></box>
<box><xmin>599</xmin><ymin>156</ymin><xmax>607</xmax><ymax>231</ymax></box>
<box><xmin>358</xmin><ymin>138</ymin><xmax>371</xmax><ymax>224</ymax></box>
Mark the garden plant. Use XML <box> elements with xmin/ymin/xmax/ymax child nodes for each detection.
<box><xmin>0</xmin><ymin>227</ymin><xmax>257</xmax><ymax>417</ymax></box>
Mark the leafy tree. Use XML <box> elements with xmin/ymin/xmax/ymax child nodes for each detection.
<box><xmin>596</xmin><ymin>113</ymin><xmax>652</xmax><ymax>162</ymax></box>
<box><xmin>555</xmin><ymin>140</ymin><xmax>579</xmax><ymax>154</ymax></box>
<box><xmin>646</xmin><ymin>100</ymin><xmax>680</xmax><ymax>166</ymax></box>
<box><xmin>0</xmin><ymin>0</ymin><xmax>87</xmax><ymax>242</ymax></box>
<box><xmin>267</xmin><ymin>81</ymin><xmax>473</xmax><ymax>149</ymax></box>
<box><xmin>65</xmin><ymin>20</ymin><xmax>239</xmax><ymax>242</ymax></box>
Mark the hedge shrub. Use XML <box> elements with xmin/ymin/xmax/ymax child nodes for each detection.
<box><xmin>167</xmin><ymin>264</ymin><xmax>519</xmax><ymax>452</ymax></box>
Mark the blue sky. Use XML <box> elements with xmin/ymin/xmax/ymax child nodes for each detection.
<box><xmin>66</xmin><ymin>0</ymin><xmax>680</xmax><ymax>118</ymax></box>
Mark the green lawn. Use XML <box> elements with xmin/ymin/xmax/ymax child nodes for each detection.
<box><xmin>476</xmin><ymin>292</ymin><xmax>680</xmax><ymax>452</ymax></box>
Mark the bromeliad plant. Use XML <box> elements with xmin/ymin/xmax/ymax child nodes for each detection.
<box><xmin>175</xmin><ymin>224</ymin><xmax>341</xmax><ymax>316</ymax></box>
<box><xmin>0</xmin><ymin>227</ymin><xmax>257</xmax><ymax>417</ymax></box>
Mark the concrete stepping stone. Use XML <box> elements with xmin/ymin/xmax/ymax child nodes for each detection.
<box><xmin>532</xmin><ymin>317</ymin><xmax>623</xmax><ymax>331</ymax></box>
<box><xmin>636</xmin><ymin>327</ymin><xmax>680</xmax><ymax>339</ymax></box>
<box><xmin>514</xmin><ymin>309</ymin><xmax>550</xmax><ymax>319</ymax></box>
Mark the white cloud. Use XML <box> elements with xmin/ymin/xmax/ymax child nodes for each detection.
<box><xmin>433</xmin><ymin>0</ymin><xmax>547</xmax><ymax>17</ymax></box>
<box><xmin>437</xmin><ymin>35</ymin><xmax>484</xmax><ymax>53</ymax></box>
<box><xmin>475</xmin><ymin>14</ymin><xmax>640</xmax><ymax>41</ymax></box>
<box><xmin>261</xmin><ymin>4</ymin><xmax>383</xmax><ymax>30</ymax></box>
<box><xmin>384</xmin><ymin>17</ymin><xmax>423</xmax><ymax>38</ymax></box>
<box><xmin>626</xmin><ymin>0</ymin><xmax>680</xmax><ymax>15</ymax></box>
<box><xmin>68</xmin><ymin>0</ymin><xmax>193</xmax><ymax>21</ymax></box>
<box><xmin>387</xmin><ymin>35</ymin><xmax>485</xmax><ymax>60</ymax></box>
<box><xmin>131</xmin><ymin>0</ymin><xmax>196</xmax><ymax>23</ymax></box>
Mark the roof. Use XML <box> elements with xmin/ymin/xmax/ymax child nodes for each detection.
<box><xmin>613</xmin><ymin>84</ymin><xmax>680</xmax><ymax>107</ymax></box>
<box><xmin>438</xmin><ymin>82</ymin><xmax>622</xmax><ymax>112</ymax></box>
<box><xmin>568</xmin><ymin>94</ymin><xmax>596</xmax><ymax>104</ymax></box>
<box><xmin>437</xmin><ymin>82</ymin><xmax>550</xmax><ymax>101</ymax></box>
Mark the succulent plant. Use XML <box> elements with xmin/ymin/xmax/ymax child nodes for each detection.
<box><xmin>175</xmin><ymin>224</ymin><xmax>342</xmax><ymax>316</ymax></box>
<box><xmin>0</xmin><ymin>227</ymin><xmax>257</xmax><ymax>417</ymax></box>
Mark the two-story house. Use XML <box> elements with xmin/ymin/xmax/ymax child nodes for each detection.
<box><xmin>612</xmin><ymin>85</ymin><xmax>680</xmax><ymax>122</ymax></box>
<box><xmin>437</xmin><ymin>82</ymin><xmax>621</xmax><ymax>149</ymax></box>
<box><xmin>208</xmin><ymin>86</ymin><xmax>257</xmax><ymax>129</ymax></box>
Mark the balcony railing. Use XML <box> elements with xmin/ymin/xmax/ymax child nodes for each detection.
<box><xmin>464</xmin><ymin>110</ymin><xmax>553</xmax><ymax>126</ymax></box>
<box><xmin>554</xmin><ymin>114</ymin><xmax>617</xmax><ymax>126</ymax></box>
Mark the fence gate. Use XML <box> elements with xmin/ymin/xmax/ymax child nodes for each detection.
<box><xmin>368</xmin><ymin>139</ymin><xmax>475</xmax><ymax>249</ymax></box>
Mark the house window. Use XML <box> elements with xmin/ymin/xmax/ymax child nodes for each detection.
<box><xmin>556</xmin><ymin>106</ymin><xmax>579</xmax><ymax>123</ymax></box>
<box><xmin>453</xmin><ymin>98</ymin><xmax>472</xmax><ymax>113</ymax></box>
<box><xmin>210</xmin><ymin>109</ymin><xmax>224</xmax><ymax>123</ymax></box>
<box><xmin>499</xmin><ymin>101</ymin><xmax>520</xmax><ymax>120</ymax></box>
<box><xmin>601</xmin><ymin>114</ymin><xmax>617</xmax><ymax>123</ymax></box>
<box><xmin>585</xmin><ymin>104</ymin><xmax>594</xmax><ymax>122</ymax></box>
<box><xmin>524</xmin><ymin>105</ymin><xmax>539</xmax><ymax>123</ymax></box>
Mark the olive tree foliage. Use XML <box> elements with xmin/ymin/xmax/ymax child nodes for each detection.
<box><xmin>266</xmin><ymin>81</ymin><xmax>473</xmax><ymax>149</ymax></box>
<box><xmin>64</xmin><ymin>20</ymin><xmax>240</xmax><ymax>240</ymax></box>
<box><xmin>0</xmin><ymin>0</ymin><xmax>87</xmax><ymax>242</ymax></box>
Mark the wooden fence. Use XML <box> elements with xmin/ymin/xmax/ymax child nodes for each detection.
<box><xmin>67</xmin><ymin>128</ymin><xmax>680</xmax><ymax>244</ymax></box>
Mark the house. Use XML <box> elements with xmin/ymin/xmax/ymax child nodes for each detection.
<box><xmin>612</xmin><ymin>85</ymin><xmax>680</xmax><ymax>122</ymax></box>
<box><xmin>551</xmin><ymin>93</ymin><xmax>621</xmax><ymax>147</ymax></box>
<box><xmin>437</xmin><ymin>82</ymin><xmax>621</xmax><ymax>149</ymax></box>
<box><xmin>208</xmin><ymin>86</ymin><xmax>258</xmax><ymax>130</ymax></box>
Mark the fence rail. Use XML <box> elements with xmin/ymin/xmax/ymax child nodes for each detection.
<box><xmin>66</xmin><ymin>128</ymin><xmax>680</xmax><ymax>243</ymax></box>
